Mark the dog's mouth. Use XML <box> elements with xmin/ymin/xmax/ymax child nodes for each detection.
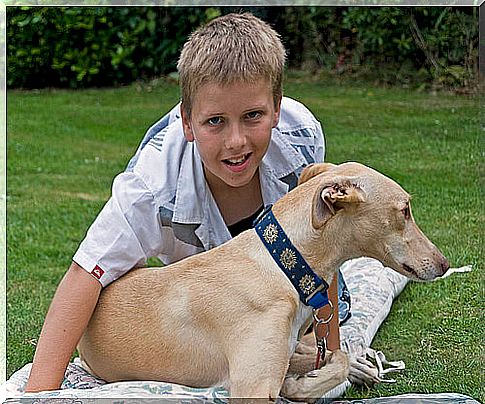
<box><xmin>402</xmin><ymin>263</ymin><xmax>425</xmax><ymax>281</ymax></box>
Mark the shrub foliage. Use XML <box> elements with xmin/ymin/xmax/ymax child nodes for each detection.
<box><xmin>7</xmin><ymin>6</ymin><xmax>478</xmax><ymax>89</ymax></box>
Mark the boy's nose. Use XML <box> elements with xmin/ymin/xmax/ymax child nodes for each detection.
<box><xmin>224</xmin><ymin>124</ymin><xmax>247</xmax><ymax>150</ymax></box>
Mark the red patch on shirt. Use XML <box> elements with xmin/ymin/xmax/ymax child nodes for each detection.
<box><xmin>91</xmin><ymin>265</ymin><xmax>105</xmax><ymax>280</ymax></box>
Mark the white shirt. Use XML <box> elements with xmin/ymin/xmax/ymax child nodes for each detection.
<box><xmin>73</xmin><ymin>97</ymin><xmax>324</xmax><ymax>287</ymax></box>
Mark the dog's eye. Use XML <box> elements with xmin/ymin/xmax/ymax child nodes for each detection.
<box><xmin>402</xmin><ymin>204</ymin><xmax>411</xmax><ymax>220</ymax></box>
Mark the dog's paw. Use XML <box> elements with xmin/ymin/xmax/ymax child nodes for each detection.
<box><xmin>301</xmin><ymin>350</ymin><xmax>349</xmax><ymax>385</ymax></box>
<box><xmin>282</xmin><ymin>352</ymin><xmax>349</xmax><ymax>403</ymax></box>
<box><xmin>348</xmin><ymin>355</ymin><xmax>380</xmax><ymax>386</ymax></box>
<box><xmin>325</xmin><ymin>349</ymin><xmax>349</xmax><ymax>367</ymax></box>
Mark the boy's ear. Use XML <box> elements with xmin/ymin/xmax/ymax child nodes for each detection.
<box><xmin>272</xmin><ymin>95</ymin><xmax>282</xmax><ymax>128</ymax></box>
<box><xmin>180</xmin><ymin>104</ymin><xmax>195</xmax><ymax>142</ymax></box>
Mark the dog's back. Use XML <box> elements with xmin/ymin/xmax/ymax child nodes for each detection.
<box><xmin>78</xmin><ymin>230</ymin><xmax>300</xmax><ymax>387</ymax></box>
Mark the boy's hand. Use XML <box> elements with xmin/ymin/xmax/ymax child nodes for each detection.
<box><xmin>25</xmin><ymin>262</ymin><xmax>102</xmax><ymax>392</ymax></box>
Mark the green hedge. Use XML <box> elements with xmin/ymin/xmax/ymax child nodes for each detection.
<box><xmin>7</xmin><ymin>7</ymin><xmax>220</xmax><ymax>88</ymax></box>
<box><xmin>267</xmin><ymin>7</ymin><xmax>478</xmax><ymax>88</ymax></box>
<box><xmin>7</xmin><ymin>6</ymin><xmax>478</xmax><ymax>89</ymax></box>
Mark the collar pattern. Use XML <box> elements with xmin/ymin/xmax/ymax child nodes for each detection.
<box><xmin>254</xmin><ymin>206</ymin><xmax>329</xmax><ymax>309</ymax></box>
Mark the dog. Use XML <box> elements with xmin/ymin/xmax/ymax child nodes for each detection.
<box><xmin>77</xmin><ymin>162</ymin><xmax>449</xmax><ymax>401</ymax></box>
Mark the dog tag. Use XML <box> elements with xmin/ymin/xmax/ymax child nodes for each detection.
<box><xmin>315</xmin><ymin>336</ymin><xmax>327</xmax><ymax>369</ymax></box>
<box><xmin>317</xmin><ymin>337</ymin><xmax>326</xmax><ymax>360</ymax></box>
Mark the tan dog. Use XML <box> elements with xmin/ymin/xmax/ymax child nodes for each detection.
<box><xmin>78</xmin><ymin>162</ymin><xmax>449</xmax><ymax>401</ymax></box>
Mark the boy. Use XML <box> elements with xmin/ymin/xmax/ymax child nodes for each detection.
<box><xmin>26</xmin><ymin>12</ymin><xmax>350</xmax><ymax>392</ymax></box>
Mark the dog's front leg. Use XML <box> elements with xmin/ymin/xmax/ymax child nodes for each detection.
<box><xmin>281</xmin><ymin>349</ymin><xmax>349</xmax><ymax>403</ymax></box>
<box><xmin>229</xmin><ymin>354</ymin><xmax>288</xmax><ymax>401</ymax></box>
<box><xmin>227</xmin><ymin>319</ymin><xmax>292</xmax><ymax>401</ymax></box>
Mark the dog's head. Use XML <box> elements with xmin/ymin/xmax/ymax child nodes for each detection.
<box><xmin>298</xmin><ymin>162</ymin><xmax>449</xmax><ymax>281</ymax></box>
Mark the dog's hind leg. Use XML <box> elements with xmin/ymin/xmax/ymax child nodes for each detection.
<box><xmin>281</xmin><ymin>349</ymin><xmax>349</xmax><ymax>403</ymax></box>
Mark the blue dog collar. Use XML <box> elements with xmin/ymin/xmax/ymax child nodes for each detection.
<box><xmin>254</xmin><ymin>206</ymin><xmax>329</xmax><ymax>309</ymax></box>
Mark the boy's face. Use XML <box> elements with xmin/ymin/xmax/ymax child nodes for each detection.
<box><xmin>181</xmin><ymin>79</ymin><xmax>281</xmax><ymax>191</ymax></box>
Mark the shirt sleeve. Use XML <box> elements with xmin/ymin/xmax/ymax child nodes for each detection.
<box><xmin>72</xmin><ymin>171</ymin><xmax>162</xmax><ymax>287</ymax></box>
<box><xmin>279</xmin><ymin>97</ymin><xmax>325</xmax><ymax>165</ymax></box>
<box><xmin>313</xmin><ymin>118</ymin><xmax>325</xmax><ymax>163</ymax></box>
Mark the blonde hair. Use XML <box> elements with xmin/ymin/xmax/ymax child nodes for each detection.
<box><xmin>177</xmin><ymin>13</ymin><xmax>286</xmax><ymax>117</ymax></box>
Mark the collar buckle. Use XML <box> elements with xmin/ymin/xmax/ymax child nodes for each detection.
<box><xmin>305</xmin><ymin>283</ymin><xmax>329</xmax><ymax>309</ymax></box>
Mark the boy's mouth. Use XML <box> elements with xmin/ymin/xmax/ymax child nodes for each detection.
<box><xmin>222</xmin><ymin>153</ymin><xmax>251</xmax><ymax>167</ymax></box>
<box><xmin>222</xmin><ymin>153</ymin><xmax>252</xmax><ymax>172</ymax></box>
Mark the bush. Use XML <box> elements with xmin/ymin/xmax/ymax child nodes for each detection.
<box><xmin>7</xmin><ymin>7</ymin><xmax>220</xmax><ymax>88</ymax></box>
<box><xmin>6</xmin><ymin>6</ymin><xmax>479</xmax><ymax>89</ymax></box>
<box><xmin>341</xmin><ymin>7</ymin><xmax>479</xmax><ymax>88</ymax></box>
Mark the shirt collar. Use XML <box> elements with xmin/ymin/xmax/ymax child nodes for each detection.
<box><xmin>172</xmin><ymin>127</ymin><xmax>306</xmax><ymax>227</ymax></box>
<box><xmin>172</xmin><ymin>142</ymin><xmax>228</xmax><ymax>250</ymax></box>
<box><xmin>173</xmin><ymin>141</ymin><xmax>207</xmax><ymax>224</ymax></box>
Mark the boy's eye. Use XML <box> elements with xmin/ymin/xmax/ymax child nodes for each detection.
<box><xmin>246</xmin><ymin>111</ymin><xmax>262</xmax><ymax>120</ymax></box>
<box><xmin>207</xmin><ymin>116</ymin><xmax>223</xmax><ymax>126</ymax></box>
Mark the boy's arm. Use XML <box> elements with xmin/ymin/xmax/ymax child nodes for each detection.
<box><xmin>25</xmin><ymin>262</ymin><xmax>102</xmax><ymax>392</ymax></box>
<box><xmin>26</xmin><ymin>170</ymin><xmax>161</xmax><ymax>392</ymax></box>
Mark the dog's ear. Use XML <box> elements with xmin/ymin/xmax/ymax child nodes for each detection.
<box><xmin>312</xmin><ymin>180</ymin><xmax>366</xmax><ymax>229</ymax></box>
<box><xmin>298</xmin><ymin>163</ymin><xmax>336</xmax><ymax>185</ymax></box>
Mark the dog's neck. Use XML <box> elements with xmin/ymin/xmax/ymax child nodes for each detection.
<box><xmin>271</xmin><ymin>195</ymin><xmax>351</xmax><ymax>286</ymax></box>
<box><xmin>254</xmin><ymin>207</ymin><xmax>330</xmax><ymax>308</ymax></box>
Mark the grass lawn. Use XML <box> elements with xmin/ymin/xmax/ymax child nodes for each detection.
<box><xmin>6</xmin><ymin>76</ymin><xmax>482</xmax><ymax>400</ymax></box>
